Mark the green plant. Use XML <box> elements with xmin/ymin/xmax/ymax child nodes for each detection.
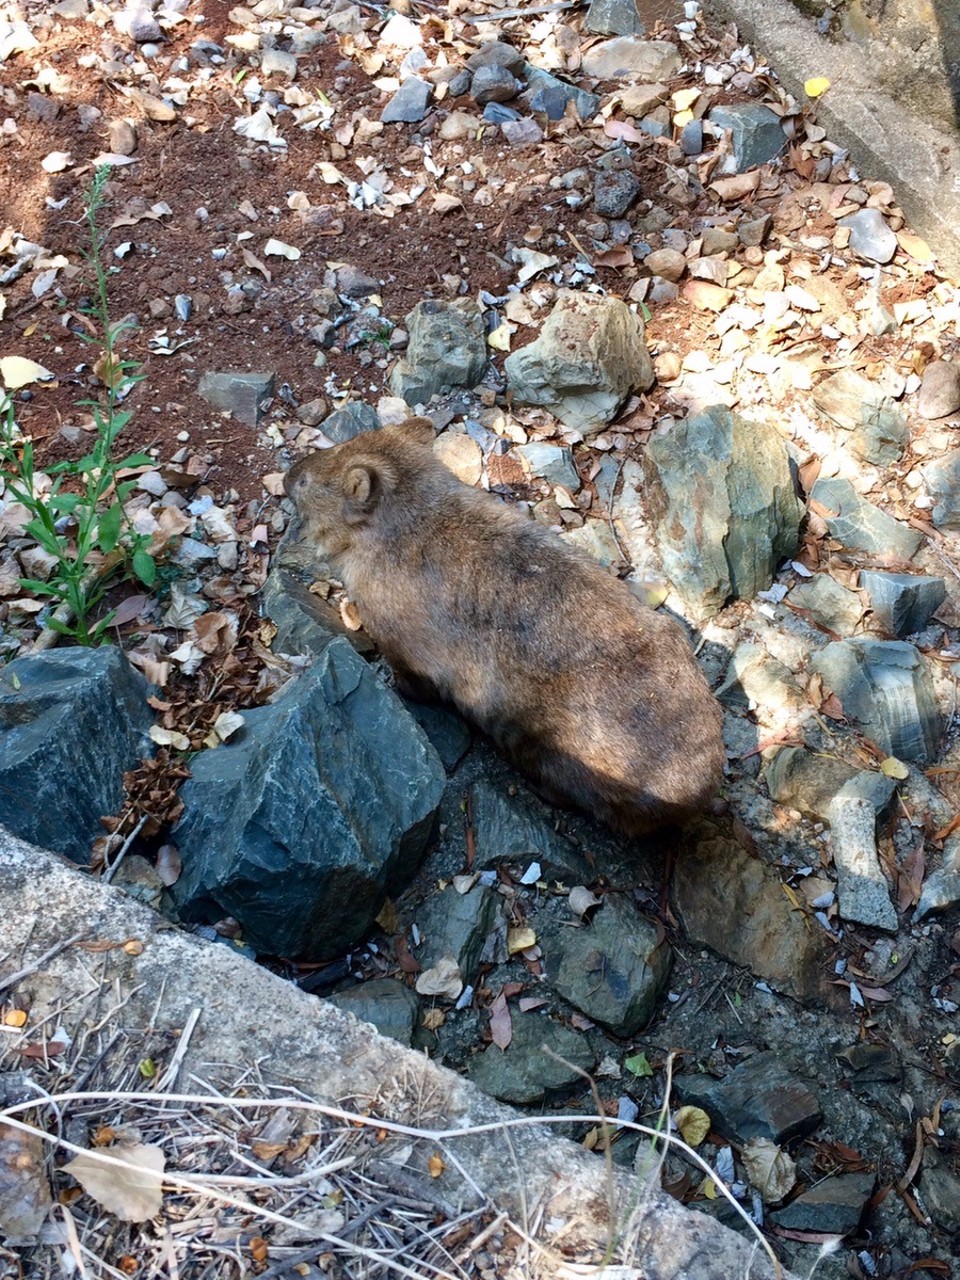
<box><xmin>0</xmin><ymin>167</ymin><xmax>157</xmax><ymax>645</ymax></box>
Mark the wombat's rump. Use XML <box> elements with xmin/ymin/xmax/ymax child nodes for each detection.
<box><xmin>284</xmin><ymin>419</ymin><xmax>724</xmax><ymax>836</ymax></box>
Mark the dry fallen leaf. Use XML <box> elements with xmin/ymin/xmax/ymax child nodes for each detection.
<box><xmin>507</xmin><ymin>926</ymin><xmax>536</xmax><ymax>955</ymax></box>
<box><xmin>741</xmin><ymin>1137</ymin><xmax>797</xmax><ymax>1203</ymax></box>
<box><xmin>879</xmin><ymin>756</ymin><xmax>910</xmax><ymax>780</ymax></box>
<box><xmin>674</xmin><ymin>1105</ymin><xmax>710</xmax><ymax>1148</ymax></box>
<box><xmin>804</xmin><ymin>76</ymin><xmax>831</xmax><ymax>98</ymax></box>
<box><xmin>0</xmin><ymin>355</ymin><xmax>54</xmax><ymax>390</ymax></box>
<box><xmin>415</xmin><ymin>957</ymin><xmax>463</xmax><ymax>1000</ymax></box>
<box><xmin>149</xmin><ymin>726</ymin><xmax>191</xmax><ymax>751</ymax></box>
<box><xmin>488</xmin><ymin>991</ymin><xmax>512</xmax><ymax>1050</ymax></box>
<box><xmin>63</xmin><ymin>1143</ymin><xmax>165</xmax><ymax>1222</ymax></box>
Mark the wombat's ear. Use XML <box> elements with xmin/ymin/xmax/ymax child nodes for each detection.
<box><xmin>343</xmin><ymin>462</ymin><xmax>395</xmax><ymax>523</ymax></box>
<box><xmin>399</xmin><ymin>416</ymin><xmax>435</xmax><ymax>446</ymax></box>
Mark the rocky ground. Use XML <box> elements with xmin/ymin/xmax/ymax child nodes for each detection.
<box><xmin>1</xmin><ymin>0</ymin><xmax>960</xmax><ymax>1277</ymax></box>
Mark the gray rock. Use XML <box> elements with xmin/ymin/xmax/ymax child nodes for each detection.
<box><xmin>674</xmin><ymin>1052</ymin><xmax>823</xmax><ymax>1146</ymax></box>
<box><xmin>504</xmin><ymin>290</ymin><xmax>654</xmax><ymax>434</ymax></box>
<box><xmin>764</xmin><ymin>747</ymin><xmax>896</xmax><ymax>823</ymax></box>
<box><xmin>707</xmin><ymin>104</ymin><xmax>786</xmax><ymax>171</ymax></box>
<box><xmin>917</xmin><ymin>360</ymin><xmax>960</xmax><ymax>419</ymax></box>
<box><xmin>810</xmin><ymin>638</ymin><xmax>939</xmax><ymax>762</ymax></box>
<box><xmin>390</xmin><ymin>299</ymin><xmax>487</xmax><ymax>405</ymax></box>
<box><xmin>859</xmin><ymin>570</ymin><xmax>946</xmax><ymax>637</ymax></box>
<box><xmin>118</xmin><ymin>5</ymin><xmax>162</xmax><ymax>42</ymax></box>
<box><xmin>466</xmin><ymin>41</ymin><xmax>525</xmax><ymax>77</ymax></box>
<box><xmin>715</xmin><ymin>643</ymin><xmax>804</xmax><ymax>713</ymax></box>
<box><xmin>919</xmin><ymin>1151</ymin><xmax>960</xmax><ymax>1234</ymax></box>
<box><xmin>559</xmin><ymin>519</ymin><xmax>623</xmax><ymax>567</ymax></box>
<box><xmin>639</xmin><ymin>109</ymin><xmax>671</xmax><ymax>138</ymax></box>
<box><xmin>326</xmin><ymin>977</ymin><xmax>420</xmax><ymax>1046</ymax></box>
<box><xmin>827</xmin><ymin>794</ymin><xmax>898</xmax><ymax>931</ymax></box>
<box><xmin>501</xmin><ymin>118</ymin><xmax>544</xmax><ymax>146</ymax></box>
<box><xmin>468</xmin><ymin>1012</ymin><xmax>597</xmax><ymax>1105</ymax></box>
<box><xmin>839</xmin><ymin>207</ymin><xmax>898</xmax><ymax>265</ymax></box>
<box><xmin>321</xmin><ymin>400</ymin><xmax>381</xmax><ymax>443</ymax></box>
<box><xmin>679</xmin><ymin>118</ymin><xmax>703</xmax><ymax>155</ymax></box>
<box><xmin>738</xmin><ymin>214</ymin><xmax>772</xmax><ymax>247</ymax></box>
<box><xmin>447</xmin><ymin>68</ymin><xmax>473</xmax><ymax>97</ymax></box>
<box><xmin>770</xmin><ymin>1173</ymin><xmax>875</xmax><ymax>1235</ymax></box>
<box><xmin>810</xmin><ymin>477</ymin><xmax>921</xmax><ymax>560</ymax></box>
<box><xmin>523</xmin><ymin>64</ymin><xmax>600</xmax><ymax>121</ymax></box>
<box><xmin>470</xmin><ymin>781</ymin><xmax>592</xmax><ymax>883</ymax></box>
<box><xmin>644</xmin><ymin>405</ymin><xmax>803</xmax><ymax>619</ymax></box>
<box><xmin>549</xmin><ymin>894</ymin><xmax>672</xmax><ymax>1036</ymax></box>
<box><xmin>198</xmin><ymin>371</ymin><xmax>275</xmax><ymax>427</ymax></box>
<box><xmin>415</xmin><ymin>884</ymin><xmax>505</xmax><ymax>986</ymax></box>
<box><xmin>515</xmin><ymin>442</ymin><xmax>581</xmax><ymax>491</ymax></box>
<box><xmin>0</xmin><ymin>649</ymin><xmax>153</xmax><ymax>864</ymax></box>
<box><xmin>527</xmin><ymin>83</ymin><xmax>572</xmax><ymax>119</ymax></box>
<box><xmin>594</xmin><ymin>169</ymin><xmax>641</xmax><ymax>217</ymax></box>
<box><xmin>914</xmin><ymin>833</ymin><xmax>960</xmax><ymax>920</ymax></box>
<box><xmin>788</xmin><ymin>573</ymin><xmax>863</xmax><ymax>634</ymax></box>
<box><xmin>921</xmin><ymin>451</ymin><xmax>960</xmax><ymax>529</ymax></box>
<box><xmin>171</xmin><ymin>639</ymin><xmax>446</xmax><ymax>960</ymax></box>
<box><xmin>838</xmin><ymin>1042</ymin><xmax>901</xmax><ymax>1084</ymax></box>
<box><xmin>585</xmin><ymin>0</ymin><xmax>644</xmax><ymax>36</ymax></box>
<box><xmin>644</xmin><ymin>247</ymin><xmax>686</xmax><ymax>281</ymax></box>
<box><xmin>335</xmin><ymin>265</ymin><xmax>381</xmax><ymax>298</ymax></box>
<box><xmin>471</xmin><ymin>64</ymin><xmax>521</xmax><ymax>106</ymax></box>
<box><xmin>811</xmin><ymin>369</ymin><xmax>908</xmax><ymax>465</ymax></box>
<box><xmin>581</xmin><ymin>37</ymin><xmax>682</xmax><ymax>83</ymax></box>
<box><xmin>483</xmin><ymin>102</ymin><xmax>522</xmax><ymax>125</ymax></box>
<box><xmin>700</xmin><ymin>227</ymin><xmax>738</xmax><ymax>256</ymax></box>
<box><xmin>262</xmin><ymin>566</ymin><xmax>373</xmax><ymax>659</ymax></box>
<box><xmin>673</xmin><ymin>822</ymin><xmax>830</xmax><ymax>1004</ymax></box>
<box><xmin>402</xmin><ymin>702</ymin><xmax>471</xmax><ymax>769</ymax></box>
<box><xmin>381</xmin><ymin>76</ymin><xmax>432</xmax><ymax>124</ymax></box>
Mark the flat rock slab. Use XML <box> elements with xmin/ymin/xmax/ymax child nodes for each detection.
<box><xmin>708</xmin><ymin>103</ymin><xmax>786</xmax><ymax>171</ymax></box>
<box><xmin>770</xmin><ymin>1171</ymin><xmax>875</xmax><ymax>1235</ymax></box>
<box><xmin>811</xmin><ymin>369</ymin><xmax>908</xmax><ymax>465</ymax></box>
<box><xmin>810</xmin><ymin>638</ymin><xmax>939</xmax><ymax>763</ymax></box>
<box><xmin>0</xmin><ymin>828</ymin><xmax>796</xmax><ymax>1280</ymax></box>
<box><xmin>827</xmin><ymin>794</ymin><xmax>898</xmax><ymax>932</ymax></box>
<box><xmin>468</xmin><ymin>1011</ymin><xmax>597</xmax><ymax>1104</ymax></box>
<box><xmin>470</xmin><ymin>780</ymin><xmax>592</xmax><ymax>883</ymax></box>
<box><xmin>920</xmin><ymin>451</ymin><xmax>960</xmax><ymax>530</ymax></box>
<box><xmin>0</xmin><ymin>648</ymin><xmax>153</xmax><ymax>864</ymax></box>
<box><xmin>810</xmin><ymin>477</ymin><xmax>921</xmax><ymax>561</ymax></box>
<box><xmin>581</xmin><ymin>36</ymin><xmax>681</xmax><ymax>82</ymax></box>
<box><xmin>675</xmin><ymin>1051</ymin><xmax>823</xmax><ymax>1146</ymax></box>
<box><xmin>197</xmin><ymin>370</ymin><xmax>275</xmax><ymax>427</ymax></box>
<box><xmin>171</xmin><ymin>638</ymin><xmax>446</xmax><ymax>961</ymax></box>
<box><xmin>764</xmin><ymin>747</ymin><xmax>896</xmax><ymax>824</ymax></box>
<box><xmin>859</xmin><ymin>570</ymin><xmax>946</xmax><ymax>638</ymax></box>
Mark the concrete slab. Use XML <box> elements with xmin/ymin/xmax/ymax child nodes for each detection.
<box><xmin>0</xmin><ymin>826</ymin><xmax>792</xmax><ymax>1280</ymax></box>
<box><xmin>705</xmin><ymin>0</ymin><xmax>960</xmax><ymax>276</ymax></box>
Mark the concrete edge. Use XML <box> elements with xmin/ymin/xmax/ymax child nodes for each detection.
<box><xmin>0</xmin><ymin>826</ymin><xmax>793</xmax><ymax>1280</ymax></box>
<box><xmin>705</xmin><ymin>0</ymin><xmax>960</xmax><ymax>277</ymax></box>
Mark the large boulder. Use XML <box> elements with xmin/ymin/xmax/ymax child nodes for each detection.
<box><xmin>0</xmin><ymin>648</ymin><xmax>153</xmax><ymax>863</ymax></box>
<box><xmin>643</xmin><ymin>404</ymin><xmax>803</xmax><ymax>619</ymax></box>
<box><xmin>504</xmin><ymin>290</ymin><xmax>654</xmax><ymax>434</ymax></box>
<box><xmin>171</xmin><ymin>638</ymin><xmax>446</xmax><ymax>960</ymax></box>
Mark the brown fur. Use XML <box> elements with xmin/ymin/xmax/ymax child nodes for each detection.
<box><xmin>284</xmin><ymin>419</ymin><xmax>725</xmax><ymax>836</ymax></box>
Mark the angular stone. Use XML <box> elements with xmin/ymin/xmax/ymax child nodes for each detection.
<box><xmin>381</xmin><ymin>76</ymin><xmax>432</xmax><ymax>123</ymax></box>
<box><xmin>616</xmin><ymin>81</ymin><xmax>667</xmax><ymax>116</ymax></box>
<box><xmin>390</xmin><ymin>299</ymin><xmax>487</xmax><ymax>405</ymax></box>
<box><xmin>839</xmin><ymin>207</ymin><xmax>898</xmax><ymax>265</ymax></box>
<box><xmin>585</xmin><ymin>0</ymin><xmax>644</xmax><ymax>37</ymax></box>
<box><xmin>468</xmin><ymin>1012</ymin><xmax>597</xmax><ymax>1105</ymax></box>
<box><xmin>810</xmin><ymin>638</ymin><xmax>939</xmax><ymax>762</ymax></box>
<box><xmin>262</xmin><ymin>566</ymin><xmax>374</xmax><ymax>659</ymax></box>
<box><xmin>707</xmin><ymin>104</ymin><xmax>786</xmax><ymax>171</ymax></box>
<box><xmin>559</xmin><ymin>519</ymin><xmax>623</xmax><ymax>567</ymax></box>
<box><xmin>920</xmin><ymin>1151</ymin><xmax>960</xmax><ymax>1234</ymax></box>
<box><xmin>914</xmin><ymin>834</ymin><xmax>960</xmax><ymax>921</ymax></box>
<box><xmin>859</xmin><ymin>570</ymin><xmax>946</xmax><ymax>637</ymax></box>
<box><xmin>739</xmin><ymin>214</ymin><xmax>772</xmax><ymax>247</ymax></box>
<box><xmin>811</xmin><ymin>369</ymin><xmax>908</xmax><ymax>465</ymax></box>
<box><xmin>715</xmin><ymin>643</ymin><xmax>804</xmax><ymax>713</ymax></box>
<box><xmin>921</xmin><ymin>451</ymin><xmax>960</xmax><ymax>529</ymax></box>
<box><xmin>827</xmin><ymin>795</ymin><xmax>898</xmax><ymax>931</ymax></box>
<box><xmin>171</xmin><ymin>639</ymin><xmax>446</xmax><ymax>960</ymax></box>
<box><xmin>466</xmin><ymin>41</ymin><xmax>525</xmax><ymax>77</ymax></box>
<box><xmin>471</xmin><ymin>64</ymin><xmax>521</xmax><ymax>106</ymax></box>
<box><xmin>198</xmin><ymin>370</ymin><xmax>275</xmax><ymax>427</ymax></box>
<box><xmin>401</xmin><ymin>702</ymin><xmax>470</xmax><ymax>769</ymax></box>
<box><xmin>679</xmin><ymin>118</ymin><xmax>703</xmax><ymax>155</ymax></box>
<box><xmin>335</xmin><ymin>265</ymin><xmax>380</xmax><ymax>298</ymax></box>
<box><xmin>917</xmin><ymin>360</ymin><xmax>960</xmax><ymax>420</ymax></box>
<box><xmin>0</xmin><ymin>649</ymin><xmax>153</xmax><ymax>865</ymax></box>
<box><xmin>700</xmin><ymin>227</ymin><xmax>738</xmax><ymax>256</ymax></box>
<box><xmin>504</xmin><ymin>290</ymin><xmax>654</xmax><ymax>434</ymax></box>
<box><xmin>673</xmin><ymin>822</ymin><xmax>830</xmax><ymax>1003</ymax></box>
<box><xmin>515</xmin><ymin>442</ymin><xmax>580</xmax><ymax>491</ymax></box>
<box><xmin>582</xmin><ymin>37</ymin><xmax>682</xmax><ymax>82</ymax></box>
<box><xmin>470</xmin><ymin>781</ymin><xmax>591</xmax><ymax>883</ymax></box>
<box><xmin>415</xmin><ymin>883</ymin><xmax>504</xmax><ymax>986</ymax></box>
<box><xmin>321</xmin><ymin>400</ymin><xmax>381</xmax><ymax>443</ymax></box>
<box><xmin>838</xmin><ymin>1042</ymin><xmax>902</xmax><ymax>1084</ymax></box>
<box><xmin>788</xmin><ymin>573</ymin><xmax>863</xmax><ymax>634</ymax></box>
<box><xmin>810</xmin><ymin>477</ymin><xmax>921</xmax><ymax>560</ymax></box>
<box><xmin>326</xmin><ymin>977</ymin><xmax>420</xmax><ymax>1046</ymax></box>
<box><xmin>644</xmin><ymin>405</ymin><xmax>803</xmax><ymax>619</ymax></box>
<box><xmin>594</xmin><ymin>168</ymin><xmax>641</xmax><ymax>217</ymax></box>
<box><xmin>764</xmin><ymin>747</ymin><xmax>896</xmax><ymax>823</ymax></box>
<box><xmin>770</xmin><ymin>1172</ymin><xmax>875</xmax><ymax>1235</ymax></box>
<box><xmin>501</xmin><ymin>118</ymin><xmax>543</xmax><ymax>146</ymax></box>
<box><xmin>549</xmin><ymin>894</ymin><xmax>672</xmax><ymax>1036</ymax></box>
<box><xmin>433</xmin><ymin>431</ymin><xmax>482</xmax><ymax>485</ymax></box>
<box><xmin>675</xmin><ymin>1052</ymin><xmax>823</xmax><ymax>1146</ymax></box>
<box><xmin>523</xmin><ymin>64</ymin><xmax>600</xmax><ymax>121</ymax></box>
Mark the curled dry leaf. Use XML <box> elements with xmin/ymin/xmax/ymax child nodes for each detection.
<box><xmin>674</xmin><ymin>1105</ymin><xmax>711</xmax><ymax>1148</ymax></box>
<box><xmin>415</xmin><ymin>956</ymin><xmax>463</xmax><ymax>1000</ymax></box>
<box><xmin>155</xmin><ymin>844</ymin><xmax>181</xmax><ymax>887</ymax></box>
<box><xmin>0</xmin><ymin>355</ymin><xmax>54</xmax><ymax>389</ymax></box>
<box><xmin>568</xmin><ymin>886</ymin><xmax>602</xmax><ymax>919</ymax></box>
<box><xmin>149</xmin><ymin>726</ymin><xmax>191</xmax><ymax>751</ymax></box>
<box><xmin>489</xmin><ymin>991</ymin><xmax>512</xmax><ymax>1050</ymax></box>
<box><xmin>507</xmin><ymin>926</ymin><xmax>536</xmax><ymax>955</ymax></box>
<box><xmin>740</xmin><ymin>1137</ymin><xmax>797</xmax><ymax>1203</ymax></box>
<box><xmin>63</xmin><ymin>1143</ymin><xmax>165</xmax><ymax>1222</ymax></box>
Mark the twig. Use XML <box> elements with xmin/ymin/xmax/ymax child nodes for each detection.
<box><xmin>0</xmin><ymin>930</ymin><xmax>86</xmax><ymax>996</ymax></box>
<box><xmin>155</xmin><ymin>1006</ymin><xmax>202</xmax><ymax>1092</ymax></box>
<box><xmin>102</xmin><ymin>812</ymin><xmax>148</xmax><ymax>883</ymax></box>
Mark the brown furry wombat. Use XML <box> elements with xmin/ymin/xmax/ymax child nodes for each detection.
<box><xmin>284</xmin><ymin>419</ymin><xmax>724</xmax><ymax>836</ymax></box>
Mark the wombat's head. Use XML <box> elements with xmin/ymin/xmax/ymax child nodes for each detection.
<box><xmin>284</xmin><ymin>417</ymin><xmax>434</xmax><ymax>555</ymax></box>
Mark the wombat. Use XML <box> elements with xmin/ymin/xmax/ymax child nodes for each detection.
<box><xmin>284</xmin><ymin>419</ymin><xmax>724</xmax><ymax>836</ymax></box>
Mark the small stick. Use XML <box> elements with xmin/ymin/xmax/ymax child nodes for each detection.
<box><xmin>0</xmin><ymin>931</ymin><xmax>86</xmax><ymax>996</ymax></box>
<box><xmin>102</xmin><ymin>812</ymin><xmax>148</xmax><ymax>883</ymax></box>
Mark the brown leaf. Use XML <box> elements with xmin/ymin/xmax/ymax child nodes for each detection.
<box><xmin>488</xmin><ymin>991</ymin><xmax>512</xmax><ymax>1050</ymax></box>
<box><xmin>155</xmin><ymin>845</ymin><xmax>181</xmax><ymax>887</ymax></box>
